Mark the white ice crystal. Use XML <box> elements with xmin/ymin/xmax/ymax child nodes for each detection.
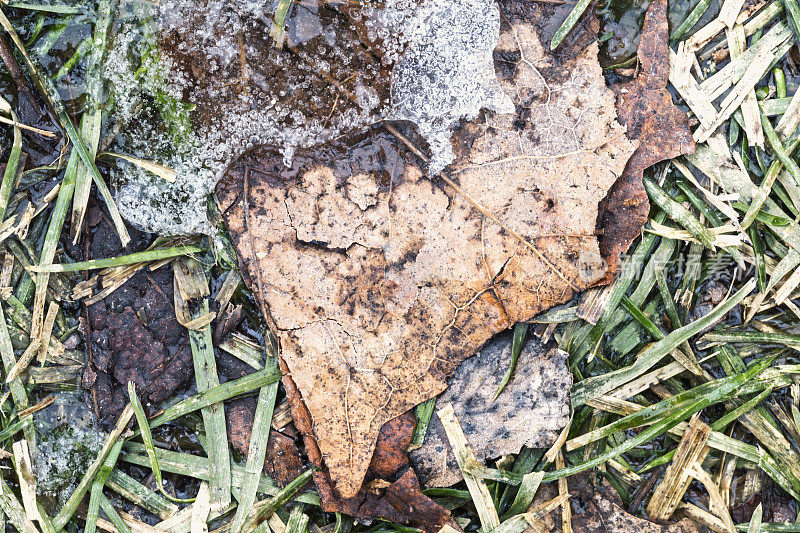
<box><xmin>33</xmin><ymin>394</ymin><xmax>105</xmax><ymax>506</ymax></box>
<box><xmin>106</xmin><ymin>0</ymin><xmax>513</xmax><ymax>235</ymax></box>
<box><xmin>388</xmin><ymin>0</ymin><xmax>514</xmax><ymax>174</ymax></box>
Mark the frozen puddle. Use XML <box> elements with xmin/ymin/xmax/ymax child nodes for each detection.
<box><xmin>105</xmin><ymin>0</ymin><xmax>512</xmax><ymax>235</ymax></box>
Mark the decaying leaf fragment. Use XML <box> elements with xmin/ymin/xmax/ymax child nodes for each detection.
<box><xmin>600</xmin><ymin>0</ymin><xmax>696</xmax><ymax>275</ymax></box>
<box><xmin>411</xmin><ymin>335</ymin><xmax>571</xmax><ymax>487</ymax></box>
<box><xmin>530</xmin><ymin>482</ymin><xmax>700</xmax><ymax>532</ymax></box>
<box><xmin>337</xmin><ymin>411</ymin><xmax>453</xmax><ymax>531</ymax></box>
<box><xmin>572</xmin><ymin>487</ymin><xmax>700</xmax><ymax>533</ymax></box>
<box><xmin>217</xmin><ymin>5</ymin><xmax>637</xmax><ymax>509</ymax></box>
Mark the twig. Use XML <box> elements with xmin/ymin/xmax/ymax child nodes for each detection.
<box><xmin>0</xmin><ymin>116</ymin><xmax>54</xmax><ymax>137</ymax></box>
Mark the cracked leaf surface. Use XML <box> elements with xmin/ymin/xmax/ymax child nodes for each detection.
<box><xmin>217</xmin><ymin>19</ymin><xmax>637</xmax><ymax>499</ymax></box>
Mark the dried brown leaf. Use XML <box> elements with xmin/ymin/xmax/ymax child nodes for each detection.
<box><xmin>601</xmin><ymin>0</ymin><xmax>696</xmax><ymax>275</ymax></box>
<box><xmin>338</xmin><ymin>411</ymin><xmax>453</xmax><ymax>532</ymax></box>
<box><xmin>217</xmin><ymin>7</ymin><xmax>637</xmax><ymax>506</ymax></box>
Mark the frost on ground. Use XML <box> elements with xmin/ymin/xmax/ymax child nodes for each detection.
<box><xmin>33</xmin><ymin>394</ymin><xmax>105</xmax><ymax>507</ymax></box>
<box><xmin>103</xmin><ymin>0</ymin><xmax>512</xmax><ymax>235</ymax></box>
<box><xmin>388</xmin><ymin>0</ymin><xmax>514</xmax><ymax>173</ymax></box>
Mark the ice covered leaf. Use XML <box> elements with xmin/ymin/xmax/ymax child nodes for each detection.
<box><xmin>217</xmin><ymin>4</ymin><xmax>638</xmax><ymax>502</ymax></box>
<box><xmin>410</xmin><ymin>335</ymin><xmax>571</xmax><ymax>488</ymax></box>
<box><xmin>389</xmin><ymin>0</ymin><xmax>514</xmax><ymax>174</ymax></box>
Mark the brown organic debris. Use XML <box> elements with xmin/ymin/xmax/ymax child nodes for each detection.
<box><xmin>601</xmin><ymin>0</ymin><xmax>695</xmax><ymax>275</ymax></box>
<box><xmin>574</xmin><ymin>486</ymin><xmax>700</xmax><ymax>533</ymax></box>
<box><xmin>524</xmin><ymin>477</ymin><xmax>699</xmax><ymax>532</ymax></box>
<box><xmin>217</xmin><ymin>0</ymin><xmax>641</xmax><ymax>514</ymax></box>
<box><xmin>338</xmin><ymin>411</ymin><xmax>453</xmax><ymax>532</ymax></box>
<box><xmin>226</xmin><ymin>396</ymin><xmax>306</xmax><ymax>487</ymax></box>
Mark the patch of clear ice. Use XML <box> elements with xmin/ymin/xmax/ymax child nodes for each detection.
<box><xmin>387</xmin><ymin>0</ymin><xmax>514</xmax><ymax>173</ymax></box>
<box><xmin>106</xmin><ymin>0</ymin><xmax>512</xmax><ymax>235</ymax></box>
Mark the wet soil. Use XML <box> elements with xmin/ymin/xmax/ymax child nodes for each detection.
<box><xmin>159</xmin><ymin>0</ymin><xmax>394</xmax><ymax>142</ymax></box>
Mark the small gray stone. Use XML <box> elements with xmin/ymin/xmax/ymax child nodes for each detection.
<box><xmin>410</xmin><ymin>333</ymin><xmax>571</xmax><ymax>487</ymax></box>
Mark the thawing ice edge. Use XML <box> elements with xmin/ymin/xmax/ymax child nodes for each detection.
<box><xmin>114</xmin><ymin>0</ymin><xmax>513</xmax><ymax>236</ymax></box>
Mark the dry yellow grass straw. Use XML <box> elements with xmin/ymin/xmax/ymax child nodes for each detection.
<box><xmin>677</xmin><ymin>502</ymin><xmax>733</xmax><ymax>532</ymax></box>
<box><xmin>647</xmin><ymin>413</ymin><xmax>712</xmax><ymax>520</ymax></box>
<box><xmin>0</xmin><ymin>472</ymin><xmax>37</xmax><ymax>533</ymax></box>
<box><xmin>727</xmin><ymin>24</ymin><xmax>764</xmax><ymax>147</ymax></box>
<box><xmin>17</xmin><ymin>395</ymin><xmax>55</xmax><ymax>419</ymax></box>
<box><xmin>492</xmin><ymin>494</ymin><xmax>569</xmax><ymax>533</ymax></box>
<box><xmin>36</xmin><ymin>300</ymin><xmax>58</xmax><ymax>364</ymax></box>
<box><xmin>174</xmin><ymin>261</ymin><xmax>216</xmax><ymax>330</ymax></box>
<box><xmin>4</xmin><ymin>338</ymin><xmax>39</xmax><ymax>384</ymax></box>
<box><xmin>11</xmin><ymin>440</ymin><xmax>42</xmax><ymax>527</ymax></box>
<box><xmin>191</xmin><ymin>482</ymin><xmax>211</xmax><ymax>533</ymax></box>
<box><xmin>0</xmin><ymin>115</ymin><xmax>54</xmax><ymax>137</ymax></box>
<box><xmin>214</xmin><ymin>269</ymin><xmax>241</xmax><ymax>313</ymax></box>
<box><xmin>438</xmin><ymin>402</ymin><xmax>500</xmax><ymax>531</ymax></box>
<box><xmin>218</xmin><ymin>333</ymin><xmax>263</xmax><ymax>370</ymax></box>
<box><xmin>555</xmin><ymin>450</ymin><xmax>571</xmax><ymax>533</ymax></box>
<box><xmin>0</xmin><ymin>105</ymin><xmax>32</xmax><ymax>445</ymax></box>
<box><xmin>714</xmin><ymin>453</ymin><xmax>737</xmax><ymax>516</ymax></box>
<box><xmin>272</xmin><ymin>400</ymin><xmax>293</xmax><ymax>430</ymax></box>
<box><xmin>576</xmin><ymin>283</ymin><xmax>616</xmax><ymax>325</ymax></box>
<box><xmin>687</xmin><ymin>464</ymin><xmax>736</xmax><ymax>532</ymax></box>
<box><xmin>97</xmin><ymin>152</ymin><xmax>177</xmax><ymax>182</ymax></box>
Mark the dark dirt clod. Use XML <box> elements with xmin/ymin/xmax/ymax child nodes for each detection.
<box><xmin>87</xmin><ymin>291</ymin><xmax>194</xmax><ymax>427</ymax></box>
<box><xmin>81</xmin><ymin>208</ymin><xmax>194</xmax><ymax>428</ymax></box>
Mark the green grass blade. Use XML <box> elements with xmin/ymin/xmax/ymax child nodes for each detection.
<box><xmin>550</xmin><ymin>0</ymin><xmax>592</xmax><ymax>49</ymax></box>
<box><xmin>494</xmin><ymin>322</ymin><xmax>528</xmax><ymax>399</ymax></box>
<box><xmin>85</xmin><ymin>438</ymin><xmax>125</xmax><ymax>533</ymax></box>
<box><xmin>671</xmin><ymin>0</ymin><xmax>713</xmax><ymax>40</ymax></box>
<box><xmin>572</xmin><ymin>279</ymin><xmax>756</xmax><ymax>407</ymax></box>
<box><xmin>128</xmin><ymin>382</ymin><xmax>196</xmax><ymax>503</ymax></box>
<box><xmin>0</xmin><ymin>8</ymin><xmax>131</xmax><ymax>246</ymax></box>
<box><xmin>29</xmin><ymin>244</ymin><xmax>205</xmax><ymax>272</ymax></box>
<box><xmin>231</xmin><ymin>352</ymin><xmax>280</xmax><ymax>532</ymax></box>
